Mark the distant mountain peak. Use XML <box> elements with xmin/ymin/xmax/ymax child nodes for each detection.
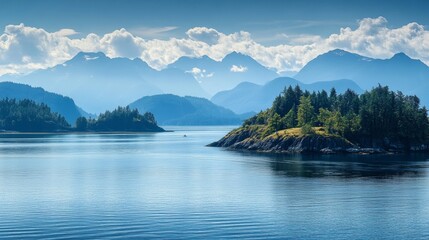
<box><xmin>222</xmin><ymin>51</ymin><xmax>265</xmax><ymax>68</ymax></box>
<box><xmin>226</xmin><ymin>51</ymin><xmax>244</xmax><ymax>56</ymax></box>
<box><xmin>200</xmin><ymin>55</ymin><xmax>216</xmax><ymax>61</ymax></box>
<box><xmin>391</xmin><ymin>52</ymin><xmax>412</xmax><ymax>60</ymax></box>
<box><xmin>167</xmin><ymin>50</ymin><xmax>278</xmax><ymax>95</ymax></box>
<box><xmin>222</xmin><ymin>51</ymin><xmax>249</xmax><ymax>61</ymax></box>
<box><xmin>74</xmin><ymin>51</ymin><xmax>107</xmax><ymax>60</ymax></box>
<box><xmin>66</xmin><ymin>52</ymin><xmax>109</xmax><ymax>65</ymax></box>
<box><xmin>294</xmin><ymin>48</ymin><xmax>429</xmax><ymax>109</ymax></box>
<box><xmin>324</xmin><ymin>49</ymin><xmax>416</xmax><ymax>63</ymax></box>
<box><xmin>324</xmin><ymin>49</ymin><xmax>360</xmax><ymax>58</ymax></box>
<box><xmin>211</xmin><ymin>77</ymin><xmax>363</xmax><ymax>114</ymax></box>
<box><xmin>176</xmin><ymin>54</ymin><xmax>217</xmax><ymax>62</ymax></box>
<box><xmin>330</xmin><ymin>49</ymin><xmax>348</xmax><ymax>55</ymax></box>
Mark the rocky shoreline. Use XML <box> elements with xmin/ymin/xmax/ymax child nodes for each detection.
<box><xmin>208</xmin><ymin>126</ymin><xmax>429</xmax><ymax>154</ymax></box>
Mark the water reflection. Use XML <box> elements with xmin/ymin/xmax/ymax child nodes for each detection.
<box><xmin>231</xmin><ymin>150</ymin><xmax>429</xmax><ymax>179</ymax></box>
<box><xmin>1</xmin><ymin>128</ymin><xmax>429</xmax><ymax>239</ymax></box>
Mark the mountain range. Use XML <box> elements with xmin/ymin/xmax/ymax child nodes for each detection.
<box><xmin>1</xmin><ymin>49</ymin><xmax>428</xmax><ymax>117</ymax></box>
<box><xmin>0</xmin><ymin>51</ymin><xmax>279</xmax><ymax>113</ymax></box>
<box><xmin>128</xmin><ymin>94</ymin><xmax>251</xmax><ymax>125</ymax></box>
<box><xmin>0</xmin><ymin>52</ymin><xmax>205</xmax><ymax>113</ymax></box>
<box><xmin>211</xmin><ymin>77</ymin><xmax>363</xmax><ymax>114</ymax></box>
<box><xmin>169</xmin><ymin>52</ymin><xmax>278</xmax><ymax>95</ymax></box>
<box><xmin>295</xmin><ymin>49</ymin><xmax>429</xmax><ymax>106</ymax></box>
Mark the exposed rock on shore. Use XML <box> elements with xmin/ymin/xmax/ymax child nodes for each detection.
<box><xmin>208</xmin><ymin>125</ymin><xmax>428</xmax><ymax>154</ymax></box>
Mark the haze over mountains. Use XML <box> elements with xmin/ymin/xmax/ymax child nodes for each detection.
<box><xmin>169</xmin><ymin>52</ymin><xmax>278</xmax><ymax>95</ymax></box>
<box><xmin>295</xmin><ymin>49</ymin><xmax>429</xmax><ymax>106</ymax></box>
<box><xmin>0</xmin><ymin>81</ymin><xmax>247</xmax><ymax>126</ymax></box>
<box><xmin>0</xmin><ymin>52</ymin><xmax>205</xmax><ymax>113</ymax></box>
<box><xmin>211</xmin><ymin>77</ymin><xmax>362</xmax><ymax>114</ymax></box>
<box><xmin>0</xmin><ymin>48</ymin><xmax>428</xmax><ymax>121</ymax></box>
<box><xmin>129</xmin><ymin>94</ymin><xmax>250</xmax><ymax>125</ymax></box>
<box><xmin>0</xmin><ymin>51</ymin><xmax>278</xmax><ymax>113</ymax></box>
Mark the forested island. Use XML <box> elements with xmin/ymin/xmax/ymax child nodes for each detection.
<box><xmin>210</xmin><ymin>85</ymin><xmax>429</xmax><ymax>153</ymax></box>
<box><xmin>0</xmin><ymin>99</ymin><xmax>164</xmax><ymax>133</ymax></box>
<box><xmin>75</xmin><ymin>107</ymin><xmax>164</xmax><ymax>132</ymax></box>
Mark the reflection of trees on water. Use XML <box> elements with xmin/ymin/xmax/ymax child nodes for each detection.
<box><xmin>231</xmin><ymin>150</ymin><xmax>429</xmax><ymax>179</ymax></box>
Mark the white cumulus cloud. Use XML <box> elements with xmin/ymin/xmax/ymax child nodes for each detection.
<box><xmin>0</xmin><ymin>17</ymin><xmax>429</xmax><ymax>76</ymax></box>
<box><xmin>186</xmin><ymin>67</ymin><xmax>214</xmax><ymax>81</ymax></box>
<box><xmin>324</xmin><ymin>16</ymin><xmax>429</xmax><ymax>60</ymax></box>
<box><xmin>230</xmin><ymin>65</ymin><xmax>248</xmax><ymax>72</ymax></box>
<box><xmin>0</xmin><ymin>23</ymin><xmax>80</xmax><ymax>74</ymax></box>
<box><xmin>54</xmin><ymin>28</ymin><xmax>79</xmax><ymax>37</ymax></box>
<box><xmin>98</xmin><ymin>28</ymin><xmax>144</xmax><ymax>59</ymax></box>
<box><xmin>186</xmin><ymin>27</ymin><xmax>221</xmax><ymax>45</ymax></box>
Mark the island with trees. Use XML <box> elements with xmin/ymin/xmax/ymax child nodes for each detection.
<box><xmin>75</xmin><ymin>106</ymin><xmax>164</xmax><ymax>132</ymax></box>
<box><xmin>209</xmin><ymin>85</ymin><xmax>429</xmax><ymax>153</ymax></box>
<box><xmin>0</xmin><ymin>99</ymin><xmax>164</xmax><ymax>133</ymax></box>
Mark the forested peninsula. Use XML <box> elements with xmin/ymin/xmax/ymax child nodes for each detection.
<box><xmin>0</xmin><ymin>99</ymin><xmax>164</xmax><ymax>133</ymax></box>
<box><xmin>209</xmin><ymin>85</ymin><xmax>429</xmax><ymax>153</ymax></box>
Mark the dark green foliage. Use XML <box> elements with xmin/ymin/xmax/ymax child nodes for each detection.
<box><xmin>359</xmin><ymin>86</ymin><xmax>400</xmax><ymax>139</ymax></box>
<box><xmin>282</xmin><ymin>105</ymin><xmax>297</xmax><ymax>129</ymax></box>
<box><xmin>297</xmin><ymin>96</ymin><xmax>315</xmax><ymax>127</ymax></box>
<box><xmin>317</xmin><ymin>108</ymin><xmax>361</xmax><ymax>137</ymax></box>
<box><xmin>81</xmin><ymin>106</ymin><xmax>164</xmax><ymax>132</ymax></box>
<box><xmin>329</xmin><ymin>88</ymin><xmax>337</xmax><ymax>108</ymax></box>
<box><xmin>243</xmin><ymin>110</ymin><xmax>270</xmax><ymax>126</ymax></box>
<box><xmin>0</xmin><ymin>99</ymin><xmax>70</xmax><ymax>131</ymax></box>
<box><xmin>300</xmin><ymin>124</ymin><xmax>315</xmax><ymax>135</ymax></box>
<box><xmin>318</xmin><ymin>108</ymin><xmax>343</xmax><ymax>135</ymax></box>
<box><xmin>244</xmin><ymin>85</ymin><xmax>429</xmax><ymax>145</ymax></box>
<box><xmin>0</xmin><ymin>99</ymin><xmax>163</xmax><ymax>132</ymax></box>
<box><xmin>338</xmin><ymin>89</ymin><xmax>360</xmax><ymax>114</ymax></box>
<box><xmin>272</xmin><ymin>86</ymin><xmax>301</xmax><ymax>117</ymax></box>
<box><xmin>359</xmin><ymin>88</ymin><xmax>428</xmax><ymax>143</ymax></box>
<box><xmin>143</xmin><ymin>112</ymin><xmax>157</xmax><ymax>125</ymax></box>
<box><xmin>310</xmin><ymin>89</ymin><xmax>330</xmax><ymax>114</ymax></box>
<box><xmin>268</xmin><ymin>113</ymin><xmax>282</xmax><ymax>133</ymax></box>
<box><xmin>75</xmin><ymin>117</ymin><xmax>88</xmax><ymax>131</ymax></box>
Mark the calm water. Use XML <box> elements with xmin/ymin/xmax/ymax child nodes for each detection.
<box><xmin>0</xmin><ymin>126</ymin><xmax>429</xmax><ymax>239</ymax></box>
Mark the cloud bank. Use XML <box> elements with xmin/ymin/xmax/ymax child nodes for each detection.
<box><xmin>0</xmin><ymin>17</ymin><xmax>428</xmax><ymax>76</ymax></box>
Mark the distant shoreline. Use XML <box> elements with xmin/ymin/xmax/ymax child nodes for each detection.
<box><xmin>0</xmin><ymin>130</ymin><xmax>173</xmax><ymax>135</ymax></box>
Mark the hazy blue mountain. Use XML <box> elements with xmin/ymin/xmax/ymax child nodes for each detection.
<box><xmin>211</xmin><ymin>77</ymin><xmax>362</xmax><ymax>114</ymax></box>
<box><xmin>294</xmin><ymin>49</ymin><xmax>429</xmax><ymax>106</ymax></box>
<box><xmin>128</xmin><ymin>94</ymin><xmax>248</xmax><ymax>125</ymax></box>
<box><xmin>0</xmin><ymin>82</ymin><xmax>90</xmax><ymax>124</ymax></box>
<box><xmin>0</xmin><ymin>52</ymin><xmax>206</xmax><ymax>113</ymax></box>
<box><xmin>168</xmin><ymin>52</ymin><xmax>279</xmax><ymax>95</ymax></box>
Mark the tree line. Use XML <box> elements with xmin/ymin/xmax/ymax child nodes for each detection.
<box><xmin>0</xmin><ymin>98</ymin><xmax>69</xmax><ymax>131</ymax></box>
<box><xmin>244</xmin><ymin>85</ymin><xmax>429</xmax><ymax>145</ymax></box>
<box><xmin>0</xmin><ymin>99</ymin><xmax>163</xmax><ymax>132</ymax></box>
<box><xmin>75</xmin><ymin>106</ymin><xmax>163</xmax><ymax>132</ymax></box>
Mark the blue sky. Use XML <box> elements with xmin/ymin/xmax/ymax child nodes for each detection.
<box><xmin>2</xmin><ymin>0</ymin><xmax>428</xmax><ymax>43</ymax></box>
<box><xmin>0</xmin><ymin>0</ymin><xmax>428</xmax><ymax>75</ymax></box>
